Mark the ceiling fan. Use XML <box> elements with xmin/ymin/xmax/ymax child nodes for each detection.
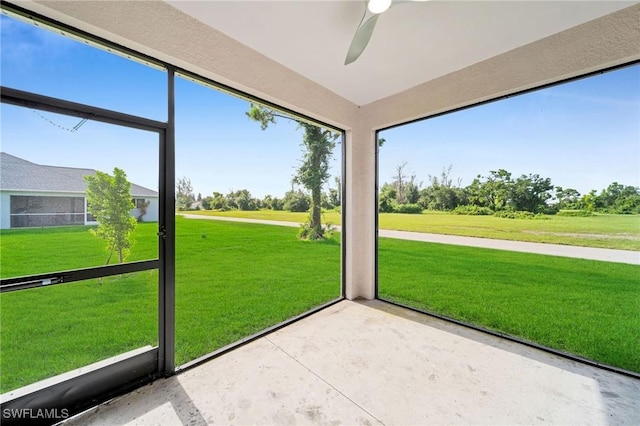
<box><xmin>345</xmin><ymin>0</ymin><xmax>428</xmax><ymax>65</ymax></box>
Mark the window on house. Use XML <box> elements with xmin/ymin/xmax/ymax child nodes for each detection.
<box><xmin>132</xmin><ymin>198</ymin><xmax>147</xmax><ymax>209</ymax></box>
<box><xmin>376</xmin><ymin>64</ymin><xmax>640</xmax><ymax>374</ymax></box>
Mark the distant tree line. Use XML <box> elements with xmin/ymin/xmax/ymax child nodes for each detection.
<box><xmin>379</xmin><ymin>163</ymin><xmax>640</xmax><ymax>216</ymax></box>
<box><xmin>175</xmin><ymin>176</ymin><xmax>341</xmax><ymax>213</ymax></box>
<box><xmin>175</xmin><ymin>164</ymin><xmax>639</xmax><ymax>218</ymax></box>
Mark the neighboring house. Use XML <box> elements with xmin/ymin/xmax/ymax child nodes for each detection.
<box><xmin>0</xmin><ymin>152</ymin><xmax>158</xmax><ymax>229</ymax></box>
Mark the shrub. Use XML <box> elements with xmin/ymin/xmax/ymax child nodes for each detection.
<box><xmin>494</xmin><ymin>210</ymin><xmax>532</xmax><ymax>219</ymax></box>
<box><xmin>378</xmin><ymin>192</ymin><xmax>396</xmax><ymax>213</ymax></box>
<box><xmin>394</xmin><ymin>204</ymin><xmax>423</xmax><ymax>214</ymax></box>
<box><xmin>452</xmin><ymin>205</ymin><xmax>493</xmax><ymax>215</ymax></box>
<box><xmin>271</xmin><ymin>197</ymin><xmax>284</xmax><ymax>211</ymax></box>
<box><xmin>556</xmin><ymin>210</ymin><xmax>593</xmax><ymax>217</ymax></box>
<box><xmin>614</xmin><ymin>196</ymin><xmax>640</xmax><ymax>214</ymax></box>
<box><xmin>283</xmin><ymin>190</ymin><xmax>310</xmax><ymax>212</ymax></box>
<box><xmin>533</xmin><ymin>213</ymin><xmax>550</xmax><ymax>220</ymax></box>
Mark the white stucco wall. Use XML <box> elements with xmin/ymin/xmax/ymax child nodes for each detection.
<box><xmin>0</xmin><ymin>192</ymin><xmax>11</xmax><ymax>230</ymax></box>
<box><xmin>131</xmin><ymin>197</ymin><xmax>159</xmax><ymax>222</ymax></box>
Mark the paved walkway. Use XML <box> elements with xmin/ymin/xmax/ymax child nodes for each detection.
<box><xmin>180</xmin><ymin>214</ymin><xmax>640</xmax><ymax>265</ymax></box>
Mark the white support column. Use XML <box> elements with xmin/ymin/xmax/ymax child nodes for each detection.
<box><xmin>344</xmin><ymin>125</ymin><xmax>377</xmax><ymax>300</ymax></box>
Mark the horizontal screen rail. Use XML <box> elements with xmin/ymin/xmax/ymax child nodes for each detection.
<box><xmin>0</xmin><ymin>259</ymin><xmax>159</xmax><ymax>293</ymax></box>
<box><xmin>1</xmin><ymin>86</ymin><xmax>167</xmax><ymax>132</ymax></box>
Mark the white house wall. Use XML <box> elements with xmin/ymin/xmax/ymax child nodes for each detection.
<box><xmin>0</xmin><ymin>192</ymin><xmax>11</xmax><ymax>229</ymax></box>
<box><xmin>131</xmin><ymin>197</ymin><xmax>159</xmax><ymax>223</ymax></box>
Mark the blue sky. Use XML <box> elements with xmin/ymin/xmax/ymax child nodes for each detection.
<box><xmin>1</xmin><ymin>14</ymin><xmax>639</xmax><ymax>199</ymax></box>
<box><xmin>380</xmin><ymin>66</ymin><xmax>640</xmax><ymax>195</ymax></box>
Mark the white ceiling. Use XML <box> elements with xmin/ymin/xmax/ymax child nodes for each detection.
<box><xmin>167</xmin><ymin>1</ymin><xmax>636</xmax><ymax>106</ymax></box>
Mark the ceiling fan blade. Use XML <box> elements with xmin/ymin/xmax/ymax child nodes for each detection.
<box><xmin>344</xmin><ymin>11</ymin><xmax>380</xmax><ymax>65</ymax></box>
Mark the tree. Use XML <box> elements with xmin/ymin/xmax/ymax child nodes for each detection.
<box><xmin>210</xmin><ymin>192</ymin><xmax>227</xmax><ymax>210</ymax></box>
<box><xmin>247</xmin><ymin>104</ymin><xmax>339</xmax><ymax>239</ymax></box>
<box><xmin>226</xmin><ymin>189</ymin><xmax>258</xmax><ymax>211</ymax></box>
<box><xmin>554</xmin><ymin>186</ymin><xmax>581</xmax><ymax>210</ymax></box>
<box><xmin>595</xmin><ymin>182</ymin><xmax>640</xmax><ymax>214</ymax></box>
<box><xmin>378</xmin><ymin>183</ymin><xmax>397</xmax><ymax>213</ymax></box>
<box><xmin>420</xmin><ymin>165</ymin><xmax>462</xmax><ymax>211</ymax></box>
<box><xmin>510</xmin><ymin>173</ymin><xmax>553</xmax><ymax>213</ymax></box>
<box><xmin>176</xmin><ymin>177</ymin><xmax>195</xmax><ymax>210</ymax></box>
<box><xmin>85</xmin><ymin>168</ymin><xmax>137</xmax><ymax>264</ymax></box>
<box><xmin>392</xmin><ymin>162</ymin><xmax>408</xmax><ymax>204</ymax></box>
<box><xmin>261</xmin><ymin>194</ymin><xmax>284</xmax><ymax>211</ymax></box>
<box><xmin>201</xmin><ymin>196</ymin><xmax>213</xmax><ymax>210</ymax></box>
<box><xmin>283</xmin><ymin>189</ymin><xmax>310</xmax><ymax>212</ymax></box>
<box><xmin>327</xmin><ymin>176</ymin><xmax>341</xmax><ymax>208</ymax></box>
<box><xmin>579</xmin><ymin>190</ymin><xmax>598</xmax><ymax>213</ymax></box>
<box><xmin>467</xmin><ymin>169</ymin><xmax>513</xmax><ymax>211</ymax></box>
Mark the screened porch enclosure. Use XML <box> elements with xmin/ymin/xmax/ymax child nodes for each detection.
<box><xmin>0</xmin><ymin>1</ymin><xmax>638</xmax><ymax>425</ymax></box>
<box><xmin>0</xmin><ymin>4</ymin><xmax>344</xmax><ymax>422</ymax></box>
<box><xmin>10</xmin><ymin>195</ymin><xmax>85</xmax><ymax>228</ymax></box>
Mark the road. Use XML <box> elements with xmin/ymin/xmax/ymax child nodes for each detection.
<box><xmin>180</xmin><ymin>214</ymin><xmax>640</xmax><ymax>265</ymax></box>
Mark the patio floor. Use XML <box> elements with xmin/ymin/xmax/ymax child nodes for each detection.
<box><xmin>65</xmin><ymin>300</ymin><xmax>639</xmax><ymax>425</ymax></box>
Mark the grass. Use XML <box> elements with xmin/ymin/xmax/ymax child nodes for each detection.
<box><xmin>0</xmin><ymin>218</ymin><xmax>341</xmax><ymax>392</ymax></box>
<box><xmin>378</xmin><ymin>237</ymin><xmax>640</xmax><ymax>372</ymax></box>
<box><xmin>379</xmin><ymin>211</ymin><xmax>640</xmax><ymax>250</ymax></box>
<box><xmin>1</xmin><ymin>216</ymin><xmax>638</xmax><ymax>392</ymax></box>
<box><xmin>0</xmin><ymin>272</ymin><xmax>158</xmax><ymax>392</ymax></box>
<box><xmin>189</xmin><ymin>209</ymin><xmax>640</xmax><ymax>250</ymax></box>
<box><xmin>0</xmin><ymin>224</ymin><xmax>158</xmax><ymax>278</ymax></box>
<box><xmin>174</xmin><ymin>218</ymin><xmax>340</xmax><ymax>364</ymax></box>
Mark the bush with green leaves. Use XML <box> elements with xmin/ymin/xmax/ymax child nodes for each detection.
<box><xmin>283</xmin><ymin>190</ymin><xmax>310</xmax><ymax>212</ymax></box>
<box><xmin>394</xmin><ymin>204</ymin><xmax>423</xmax><ymax>214</ymax></box>
<box><xmin>494</xmin><ymin>210</ymin><xmax>531</xmax><ymax>219</ymax></box>
<box><xmin>261</xmin><ymin>195</ymin><xmax>284</xmax><ymax>211</ymax></box>
<box><xmin>494</xmin><ymin>210</ymin><xmax>548</xmax><ymax>220</ymax></box>
<box><xmin>452</xmin><ymin>205</ymin><xmax>493</xmax><ymax>215</ymax></box>
<box><xmin>225</xmin><ymin>189</ymin><xmax>257</xmax><ymax>211</ymax></box>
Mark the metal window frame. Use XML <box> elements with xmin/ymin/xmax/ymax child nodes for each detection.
<box><xmin>0</xmin><ymin>85</ymin><xmax>172</xmax><ymax>424</ymax></box>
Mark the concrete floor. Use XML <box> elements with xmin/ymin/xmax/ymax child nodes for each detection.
<box><xmin>65</xmin><ymin>300</ymin><xmax>639</xmax><ymax>425</ymax></box>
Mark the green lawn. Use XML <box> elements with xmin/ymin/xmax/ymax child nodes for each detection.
<box><xmin>189</xmin><ymin>209</ymin><xmax>640</xmax><ymax>250</ymax></box>
<box><xmin>0</xmin><ymin>218</ymin><xmax>341</xmax><ymax>392</ymax></box>
<box><xmin>378</xmin><ymin>238</ymin><xmax>640</xmax><ymax>372</ymax></box>
<box><xmin>174</xmin><ymin>218</ymin><xmax>341</xmax><ymax>364</ymax></box>
<box><xmin>1</xmin><ymin>217</ymin><xmax>638</xmax><ymax>393</ymax></box>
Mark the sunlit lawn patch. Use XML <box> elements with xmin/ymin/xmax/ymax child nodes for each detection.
<box><xmin>378</xmin><ymin>237</ymin><xmax>640</xmax><ymax>373</ymax></box>
<box><xmin>0</xmin><ymin>218</ymin><xmax>341</xmax><ymax>392</ymax></box>
<box><xmin>189</xmin><ymin>209</ymin><xmax>640</xmax><ymax>250</ymax></box>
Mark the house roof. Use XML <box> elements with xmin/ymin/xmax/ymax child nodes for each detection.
<box><xmin>0</xmin><ymin>152</ymin><xmax>158</xmax><ymax>197</ymax></box>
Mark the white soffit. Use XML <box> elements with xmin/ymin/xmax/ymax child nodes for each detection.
<box><xmin>167</xmin><ymin>1</ymin><xmax>637</xmax><ymax>106</ymax></box>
